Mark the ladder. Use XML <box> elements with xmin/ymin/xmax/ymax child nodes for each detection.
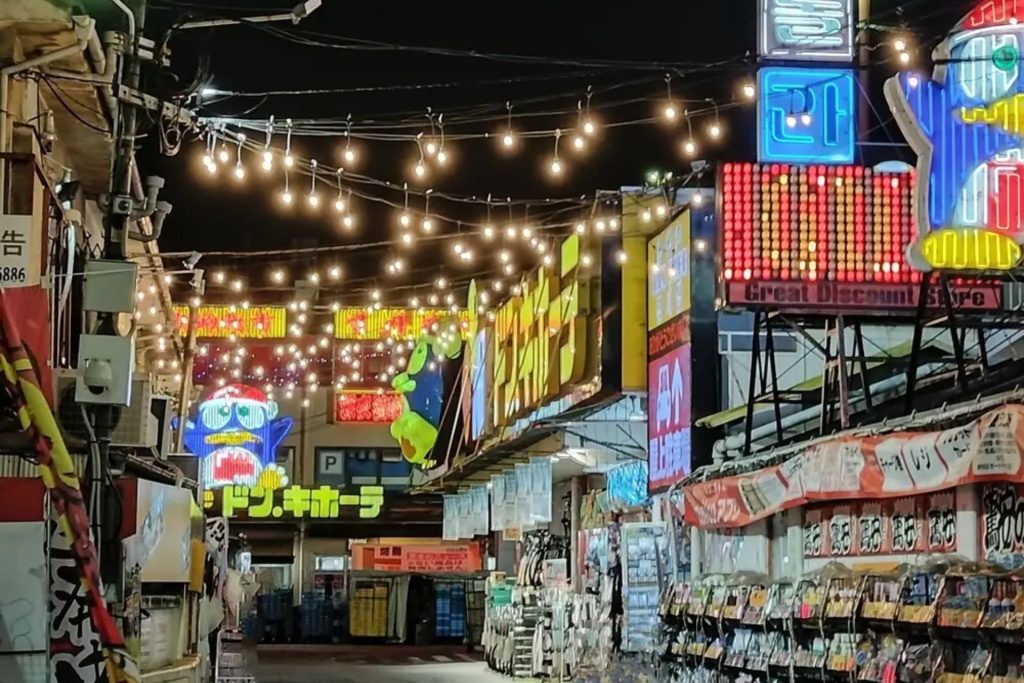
<box><xmin>214</xmin><ymin>630</ymin><xmax>255</xmax><ymax>682</ymax></box>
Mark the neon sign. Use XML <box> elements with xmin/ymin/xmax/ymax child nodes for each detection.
<box><xmin>721</xmin><ymin>162</ymin><xmax>917</xmax><ymax>287</ymax></box>
<box><xmin>758</xmin><ymin>0</ymin><xmax>855</xmax><ymax>62</ymax></box>
<box><xmin>335</xmin><ymin>391</ymin><xmax>403</xmax><ymax>423</ymax></box>
<box><xmin>758</xmin><ymin>67</ymin><xmax>856</xmax><ymax>164</ymax></box>
<box><xmin>390</xmin><ymin>322</ymin><xmax>462</xmax><ymax>468</ymax></box>
<box><xmin>885</xmin><ymin>1</ymin><xmax>1024</xmax><ymax>271</ymax></box>
<box><xmin>180</xmin><ymin>384</ymin><xmax>293</xmax><ymax>490</ymax></box>
<box><xmin>491</xmin><ymin>233</ymin><xmax>593</xmax><ymax>428</ymax></box>
<box><xmin>202</xmin><ymin>484</ymin><xmax>384</xmax><ymax>519</ymax></box>
<box><xmin>173</xmin><ymin>305</ymin><xmax>286</xmax><ymax>339</ymax></box>
<box><xmin>334</xmin><ymin>307</ymin><xmax>469</xmax><ymax>340</ymax></box>
<box><xmin>647</xmin><ymin>213</ymin><xmax>690</xmax><ymax>331</ymax></box>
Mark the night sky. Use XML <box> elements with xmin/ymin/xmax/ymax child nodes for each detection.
<box><xmin>133</xmin><ymin>0</ymin><xmax>977</xmax><ymax>305</ymax></box>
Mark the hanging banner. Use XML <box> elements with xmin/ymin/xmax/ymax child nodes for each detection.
<box><xmin>981</xmin><ymin>484</ymin><xmax>1024</xmax><ymax>568</ymax></box>
<box><xmin>683</xmin><ymin>404</ymin><xmax>1024</xmax><ymax>529</ymax></box>
<box><xmin>801</xmin><ymin>493</ymin><xmax>957</xmax><ymax>559</ymax></box>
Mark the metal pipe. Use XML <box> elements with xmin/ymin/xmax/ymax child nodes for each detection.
<box><xmin>714</xmin><ymin>362</ymin><xmax>947</xmax><ymax>461</ymax></box>
<box><xmin>0</xmin><ymin>19</ymin><xmax>93</xmax><ymax>210</ymax></box>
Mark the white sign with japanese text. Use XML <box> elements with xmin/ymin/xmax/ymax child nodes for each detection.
<box><xmin>0</xmin><ymin>215</ymin><xmax>37</xmax><ymax>287</ymax></box>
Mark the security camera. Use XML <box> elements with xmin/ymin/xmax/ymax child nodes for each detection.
<box><xmin>291</xmin><ymin>0</ymin><xmax>321</xmax><ymax>23</ymax></box>
<box><xmin>83</xmin><ymin>359</ymin><xmax>113</xmax><ymax>396</ymax></box>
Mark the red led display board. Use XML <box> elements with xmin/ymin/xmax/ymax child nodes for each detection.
<box><xmin>719</xmin><ymin>163</ymin><xmax>1011</xmax><ymax>313</ymax></box>
<box><xmin>334</xmin><ymin>391</ymin><xmax>403</xmax><ymax>424</ymax></box>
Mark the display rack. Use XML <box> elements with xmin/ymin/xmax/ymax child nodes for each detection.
<box><xmin>658</xmin><ymin>562</ymin><xmax>1024</xmax><ymax>683</ymax></box>
<box><xmin>214</xmin><ymin>630</ymin><xmax>254</xmax><ymax>683</ymax></box>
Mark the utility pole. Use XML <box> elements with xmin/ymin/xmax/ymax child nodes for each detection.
<box><xmin>106</xmin><ymin>1</ymin><xmax>145</xmax><ymax>259</ymax></box>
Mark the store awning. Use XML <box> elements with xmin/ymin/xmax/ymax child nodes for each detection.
<box><xmin>413</xmin><ymin>393</ymin><xmax>645</xmax><ymax>493</ymax></box>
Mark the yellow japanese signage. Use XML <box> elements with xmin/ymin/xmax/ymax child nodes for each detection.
<box><xmin>334</xmin><ymin>307</ymin><xmax>469</xmax><ymax>340</ymax></box>
<box><xmin>173</xmin><ymin>305</ymin><xmax>286</xmax><ymax>339</ymax></box>
<box><xmin>647</xmin><ymin>212</ymin><xmax>691</xmax><ymax>330</ymax></box>
<box><xmin>202</xmin><ymin>484</ymin><xmax>384</xmax><ymax>519</ymax></box>
<box><xmin>489</xmin><ymin>233</ymin><xmax>598</xmax><ymax>429</ymax></box>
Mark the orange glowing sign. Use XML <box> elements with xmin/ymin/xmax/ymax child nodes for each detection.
<box><xmin>334</xmin><ymin>307</ymin><xmax>468</xmax><ymax>340</ymax></box>
<box><xmin>173</xmin><ymin>305</ymin><xmax>286</xmax><ymax>339</ymax></box>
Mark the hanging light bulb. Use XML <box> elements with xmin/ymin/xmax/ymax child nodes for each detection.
<box><xmin>506</xmin><ymin>225</ymin><xmax>518</xmax><ymax>240</ymax></box>
<box><xmin>500</xmin><ymin>101</ymin><xmax>516</xmax><ymax>150</ymax></box>
<box><xmin>421</xmin><ymin>217</ymin><xmax>434</xmax><ymax>233</ymax></box>
<box><xmin>370</xmin><ymin>289</ymin><xmax>381</xmax><ymax>301</ymax></box>
<box><xmin>453</xmin><ymin>242</ymin><xmax>464</xmax><ymax>255</ymax></box>
<box><xmin>582</xmin><ymin>117</ymin><xmax>596</xmax><ymax>136</ymax></box>
<box><xmin>308</xmin><ymin>271</ymin><xmax>320</xmax><ymax>284</ymax></box>
<box><xmin>283</xmin><ymin>118</ymin><xmax>294</xmax><ymax>167</ymax></box>
<box><xmin>550</xmin><ymin>158</ymin><xmax>563</xmax><ymax>176</ymax></box>
<box><xmin>213</xmin><ymin>271</ymin><xmax>226</xmax><ymax>284</ymax></box>
<box><xmin>573</xmin><ymin>134</ymin><xmax>586</xmax><ymax>151</ymax></box>
<box><xmin>217</xmin><ymin>145</ymin><xmax>230</xmax><ymax>164</ymax></box>
<box><xmin>575</xmin><ymin>222</ymin><xmax>587</xmax><ymax>234</ymax></box>
<box><xmin>401</xmin><ymin>231</ymin><xmax>414</xmax><ymax>246</ymax></box>
<box><xmin>436</xmin><ymin>277</ymin><xmax>447</xmax><ymax>289</ymax></box>
<box><xmin>800</xmin><ymin>112</ymin><xmax>813</xmax><ymax>126</ymax></box>
<box><xmin>436</xmin><ymin>147</ymin><xmax>449</xmax><ymax>165</ymax></box>
<box><xmin>414</xmin><ymin>160</ymin><xmax>427</xmax><ymax>178</ymax></box>
<box><xmin>399</xmin><ymin>211</ymin><xmax>411</xmax><ymax>227</ymax></box>
<box><xmin>663</xmin><ymin>103</ymin><xmax>677</xmax><ymax>121</ymax></box>
<box><xmin>281</xmin><ymin>169</ymin><xmax>293</xmax><ymax>205</ymax></box>
<box><xmin>483</xmin><ymin>224</ymin><xmax>495</xmax><ymax>240</ymax></box>
<box><xmin>708</xmin><ymin>121</ymin><xmax>722</xmax><ymax>139</ymax></box>
<box><xmin>342</xmin><ymin>214</ymin><xmax>356</xmax><ymax>230</ymax></box>
<box><xmin>616</xmin><ymin>250</ymin><xmax>628</xmax><ymax>264</ymax></box>
<box><xmin>271</xmin><ymin>269</ymin><xmax>285</xmax><ymax>283</ymax></box>
<box><xmin>428</xmin><ymin>293</ymin><xmax>439</xmax><ymax>306</ymax></box>
<box><xmin>262</xmin><ymin>149</ymin><xmax>273</xmax><ymax>171</ymax></box>
<box><xmin>786</xmin><ymin>112</ymin><xmax>798</xmax><ymax>128</ymax></box>
<box><xmin>425</xmin><ymin>140</ymin><xmax>438</xmax><ymax>156</ymax></box>
<box><xmin>683</xmin><ymin>138</ymin><xmax>698</xmax><ymax>157</ymax></box>
<box><xmin>742</xmin><ymin>81</ymin><xmax>756</xmax><ymax>99</ymax></box>
<box><xmin>307</xmin><ymin>159</ymin><xmax>320</xmax><ymax>207</ymax></box>
<box><xmin>499</xmin><ymin>250</ymin><xmax>511</xmax><ymax>263</ymax></box>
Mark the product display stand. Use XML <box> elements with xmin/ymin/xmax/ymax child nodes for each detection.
<box><xmin>214</xmin><ymin>629</ymin><xmax>254</xmax><ymax>683</ymax></box>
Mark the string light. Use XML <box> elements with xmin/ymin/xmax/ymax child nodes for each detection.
<box><xmin>334</xmin><ymin>169</ymin><xmax>346</xmax><ymax>212</ymax></box>
<box><xmin>549</xmin><ymin>129</ymin><xmax>564</xmax><ymax>177</ymax></box>
<box><xmin>262</xmin><ymin>117</ymin><xmax>274</xmax><ymax>171</ymax></box>
<box><xmin>283</xmin><ymin>118</ymin><xmax>294</xmax><ymax>167</ymax></box>
<box><xmin>343</xmin><ymin>117</ymin><xmax>358</xmax><ymax>164</ymax></box>
<box><xmin>401</xmin><ymin>231</ymin><xmax>414</xmax><ymax>246</ymax></box>
<box><xmin>742</xmin><ymin>80</ymin><xmax>756</xmax><ymax>99</ymax></box>
<box><xmin>213</xmin><ymin>271</ymin><xmax>226</xmax><ymax>284</ymax></box>
<box><xmin>281</xmin><ymin>168</ymin><xmax>293</xmax><ymax>205</ymax></box>
<box><xmin>682</xmin><ymin>111</ymin><xmax>698</xmax><ymax>157</ymax></box>
<box><xmin>233</xmin><ymin>134</ymin><xmax>246</xmax><ymax>180</ymax></box>
<box><xmin>662</xmin><ymin>74</ymin><xmax>677</xmax><ymax>121</ymax></box>
<box><xmin>581</xmin><ymin>86</ymin><xmax>597</xmax><ymax>136</ymax></box>
<box><xmin>501</xmin><ymin>101</ymin><xmax>516</xmax><ymax>150</ymax></box>
<box><xmin>413</xmin><ymin>133</ymin><xmax>428</xmax><ymax>179</ymax></box>
<box><xmin>616</xmin><ymin>250</ymin><xmax>628</xmax><ymax>264</ymax></box>
<box><xmin>706</xmin><ymin>99</ymin><xmax>722</xmax><ymax>140</ymax></box>
<box><xmin>307</xmin><ymin>159</ymin><xmax>321</xmax><ymax>208</ymax></box>
<box><xmin>575</xmin><ymin>221</ymin><xmax>586</xmax><ymax>234</ymax></box>
<box><xmin>421</xmin><ymin>190</ymin><xmax>434</xmax><ymax>233</ymax></box>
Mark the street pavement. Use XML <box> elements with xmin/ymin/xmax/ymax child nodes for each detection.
<box><xmin>252</xmin><ymin>645</ymin><xmax>518</xmax><ymax>683</ymax></box>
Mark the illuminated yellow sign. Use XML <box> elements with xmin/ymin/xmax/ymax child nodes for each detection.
<box><xmin>202</xmin><ymin>484</ymin><xmax>384</xmax><ymax>519</ymax></box>
<box><xmin>334</xmin><ymin>307</ymin><xmax>469</xmax><ymax>340</ymax></box>
<box><xmin>920</xmin><ymin>229</ymin><xmax>1021</xmax><ymax>272</ymax></box>
<box><xmin>647</xmin><ymin>212</ymin><xmax>691</xmax><ymax>330</ymax></box>
<box><xmin>490</xmin><ymin>233</ymin><xmax>595</xmax><ymax>428</ymax></box>
<box><xmin>174</xmin><ymin>305</ymin><xmax>286</xmax><ymax>339</ymax></box>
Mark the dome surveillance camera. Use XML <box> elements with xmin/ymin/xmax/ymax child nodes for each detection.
<box><xmin>83</xmin><ymin>359</ymin><xmax>113</xmax><ymax>396</ymax></box>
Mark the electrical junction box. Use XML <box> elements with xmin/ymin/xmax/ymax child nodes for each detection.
<box><xmin>82</xmin><ymin>259</ymin><xmax>138</xmax><ymax>313</ymax></box>
<box><xmin>75</xmin><ymin>333</ymin><xmax>135</xmax><ymax>406</ymax></box>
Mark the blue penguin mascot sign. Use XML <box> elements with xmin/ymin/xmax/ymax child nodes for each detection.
<box><xmin>390</xmin><ymin>316</ymin><xmax>463</xmax><ymax>469</ymax></box>
<box><xmin>179</xmin><ymin>384</ymin><xmax>293</xmax><ymax>490</ymax></box>
<box><xmin>885</xmin><ymin>0</ymin><xmax>1024</xmax><ymax>272</ymax></box>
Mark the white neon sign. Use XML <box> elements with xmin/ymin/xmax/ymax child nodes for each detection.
<box><xmin>759</xmin><ymin>0</ymin><xmax>855</xmax><ymax>62</ymax></box>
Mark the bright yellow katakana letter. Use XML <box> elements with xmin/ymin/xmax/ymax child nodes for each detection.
<box><xmin>310</xmin><ymin>486</ymin><xmax>340</xmax><ymax>519</ymax></box>
<box><xmin>358</xmin><ymin>485</ymin><xmax>385</xmax><ymax>519</ymax></box>
<box><xmin>223</xmin><ymin>485</ymin><xmax>250</xmax><ymax>517</ymax></box>
<box><xmin>248</xmin><ymin>486</ymin><xmax>274</xmax><ymax>518</ymax></box>
<box><xmin>282</xmin><ymin>486</ymin><xmax>311</xmax><ymax>517</ymax></box>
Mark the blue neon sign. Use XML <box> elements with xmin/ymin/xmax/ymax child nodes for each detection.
<box><xmin>758</xmin><ymin>67</ymin><xmax>856</xmax><ymax>164</ymax></box>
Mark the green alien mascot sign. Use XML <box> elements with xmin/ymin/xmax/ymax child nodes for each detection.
<box><xmin>389</xmin><ymin>308</ymin><xmax>464</xmax><ymax>469</ymax></box>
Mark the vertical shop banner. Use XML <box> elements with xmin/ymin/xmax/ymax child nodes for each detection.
<box><xmin>647</xmin><ymin>214</ymin><xmax>692</xmax><ymax>493</ymax></box>
<box><xmin>981</xmin><ymin>484</ymin><xmax>1024</xmax><ymax>567</ymax></box>
<box><xmin>648</xmin><ymin>344</ymin><xmax>692</xmax><ymax>490</ymax></box>
<box><xmin>801</xmin><ymin>494</ymin><xmax>957</xmax><ymax>559</ymax></box>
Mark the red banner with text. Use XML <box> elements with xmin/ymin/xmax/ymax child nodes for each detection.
<box><xmin>802</xmin><ymin>492</ymin><xmax>957</xmax><ymax>559</ymax></box>
<box><xmin>683</xmin><ymin>404</ymin><xmax>1024</xmax><ymax>529</ymax></box>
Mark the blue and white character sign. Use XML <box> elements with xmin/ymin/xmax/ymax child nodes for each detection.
<box><xmin>758</xmin><ymin>66</ymin><xmax>856</xmax><ymax>164</ymax></box>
